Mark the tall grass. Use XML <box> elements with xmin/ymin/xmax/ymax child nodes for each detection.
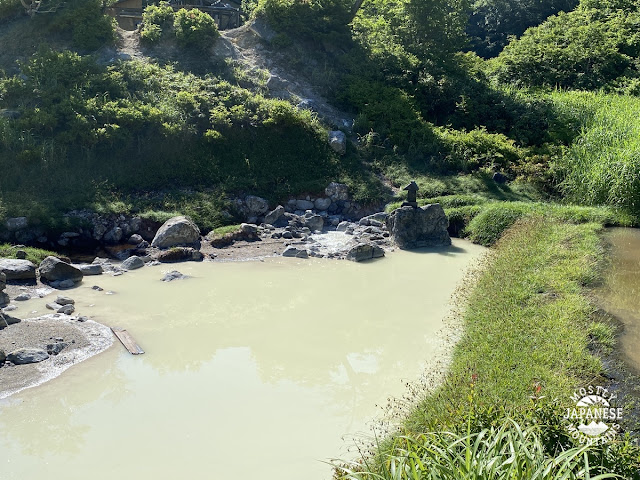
<box><xmin>552</xmin><ymin>91</ymin><xmax>640</xmax><ymax>213</ymax></box>
<box><xmin>337</xmin><ymin>419</ymin><xmax>619</xmax><ymax>480</ymax></box>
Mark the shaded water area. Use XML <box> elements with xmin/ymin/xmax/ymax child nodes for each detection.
<box><xmin>0</xmin><ymin>240</ymin><xmax>485</xmax><ymax>480</ymax></box>
<box><xmin>596</xmin><ymin>228</ymin><xmax>640</xmax><ymax>372</ymax></box>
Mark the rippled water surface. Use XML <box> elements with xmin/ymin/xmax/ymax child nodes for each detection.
<box><xmin>0</xmin><ymin>240</ymin><xmax>485</xmax><ymax>480</ymax></box>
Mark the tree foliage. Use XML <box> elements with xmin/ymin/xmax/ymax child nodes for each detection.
<box><xmin>490</xmin><ymin>0</ymin><xmax>640</xmax><ymax>90</ymax></box>
<box><xmin>467</xmin><ymin>0</ymin><xmax>578</xmax><ymax>58</ymax></box>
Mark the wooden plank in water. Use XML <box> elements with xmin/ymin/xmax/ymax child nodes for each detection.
<box><xmin>111</xmin><ymin>327</ymin><xmax>145</xmax><ymax>355</ymax></box>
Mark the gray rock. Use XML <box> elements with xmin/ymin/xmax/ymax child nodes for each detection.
<box><xmin>46</xmin><ymin>342</ymin><xmax>68</xmax><ymax>355</ymax></box>
<box><xmin>55</xmin><ymin>295</ymin><xmax>75</xmax><ymax>306</ymax></box>
<box><xmin>155</xmin><ymin>247</ymin><xmax>203</xmax><ymax>263</ymax></box>
<box><xmin>0</xmin><ymin>312</ymin><xmax>21</xmax><ymax>326</ymax></box>
<box><xmin>58</xmin><ymin>279</ymin><xmax>75</xmax><ymax>289</ymax></box>
<box><xmin>296</xmin><ymin>199</ymin><xmax>315</xmax><ymax>210</ymax></box>
<box><xmin>386</xmin><ymin>204</ymin><xmax>451</xmax><ymax>249</ymax></box>
<box><xmin>7</xmin><ymin>348</ymin><xmax>49</xmax><ymax>365</ymax></box>
<box><xmin>0</xmin><ymin>271</ymin><xmax>5</xmax><ymax>290</ymax></box>
<box><xmin>0</xmin><ymin>349</ymin><xmax>5</xmax><ymax>364</ymax></box>
<box><xmin>282</xmin><ymin>246</ymin><xmax>309</xmax><ymax>258</ymax></box>
<box><xmin>314</xmin><ymin>197</ymin><xmax>332</xmax><ymax>211</ymax></box>
<box><xmin>15</xmin><ymin>249</ymin><xmax>27</xmax><ymax>259</ymax></box>
<box><xmin>264</xmin><ymin>205</ymin><xmax>285</xmax><ymax>226</ymax></box>
<box><xmin>328</xmin><ymin>130</ymin><xmax>347</xmax><ymax>155</ymax></box>
<box><xmin>151</xmin><ymin>216</ymin><xmax>200</xmax><ymax>249</ymax></box>
<box><xmin>104</xmin><ymin>226</ymin><xmax>123</xmax><ymax>244</ymax></box>
<box><xmin>325</xmin><ymin>182</ymin><xmax>349</xmax><ymax>201</ymax></box>
<box><xmin>0</xmin><ymin>292</ymin><xmax>8</xmax><ymax>308</ymax></box>
<box><xmin>92</xmin><ymin>285</ymin><xmax>104</xmax><ymax>291</ymax></box>
<box><xmin>346</xmin><ymin>243</ymin><xmax>385</xmax><ymax>262</ymax></box>
<box><xmin>303</xmin><ymin>215</ymin><xmax>324</xmax><ymax>232</ymax></box>
<box><xmin>46</xmin><ymin>302</ymin><xmax>63</xmax><ymax>310</ymax></box>
<box><xmin>0</xmin><ymin>259</ymin><xmax>37</xmax><ymax>281</ymax></box>
<box><xmin>5</xmin><ymin>217</ymin><xmax>28</xmax><ymax>231</ymax></box>
<box><xmin>75</xmin><ymin>264</ymin><xmax>103</xmax><ymax>276</ymax></box>
<box><xmin>39</xmin><ymin>256</ymin><xmax>83</xmax><ymax>283</ymax></box>
<box><xmin>57</xmin><ymin>304</ymin><xmax>75</xmax><ymax>315</ymax></box>
<box><xmin>15</xmin><ymin>294</ymin><xmax>30</xmax><ymax>301</ymax></box>
<box><xmin>61</xmin><ymin>231</ymin><xmax>80</xmax><ymax>238</ymax></box>
<box><xmin>128</xmin><ymin>234</ymin><xmax>144</xmax><ymax>245</ymax></box>
<box><xmin>161</xmin><ymin>270</ymin><xmax>188</xmax><ymax>282</ymax></box>
<box><xmin>336</xmin><ymin>221</ymin><xmax>350</xmax><ymax>232</ymax></box>
<box><xmin>121</xmin><ymin>256</ymin><xmax>145</xmax><ymax>270</ymax></box>
<box><xmin>93</xmin><ymin>222</ymin><xmax>108</xmax><ymax>241</ymax></box>
<box><xmin>240</xmin><ymin>223</ymin><xmax>259</xmax><ymax>235</ymax></box>
<box><xmin>244</xmin><ymin>195</ymin><xmax>269</xmax><ymax>216</ymax></box>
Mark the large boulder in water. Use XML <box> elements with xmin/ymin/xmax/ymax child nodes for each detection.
<box><xmin>39</xmin><ymin>256</ymin><xmax>84</xmax><ymax>284</ymax></box>
<box><xmin>386</xmin><ymin>204</ymin><xmax>451</xmax><ymax>249</ymax></box>
<box><xmin>0</xmin><ymin>259</ymin><xmax>37</xmax><ymax>281</ymax></box>
<box><xmin>151</xmin><ymin>216</ymin><xmax>200</xmax><ymax>249</ymax></box>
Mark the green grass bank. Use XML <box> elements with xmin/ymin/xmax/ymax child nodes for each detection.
<box><xmin>339</xmin><ymin>216</ymin><xmax>640</xmax><ymax>478</ymax></box>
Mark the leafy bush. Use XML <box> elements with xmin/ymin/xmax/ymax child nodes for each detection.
<box><xmin>256</xmin><ymin>0</ymin><xmax>351</xmax><ymax>41</ymax></box>
<box><xmin>0</xmin><ymin>0</ymin><xmax>21</xmax><ymax>20</ymax></box>
<box><xmin>174</xmin><ymin>8</ymin><xmax>219</xmax><ymax>48</ymax></box>
<box><xmin>467</xmin><ymin>0</ymin><xmax>579</xmax><ymax>58</ymax></box>
<box><xmin>47</xmin><ymin>0</ymin><xmax>116</xmax><ymax>50</ymax></box>
<box><xmin>140</xmin><ymin>2</ymin><xmax>174</xmax><ymax>44</ymax></box>
<box><xmin>490</xmin><ymin>1</ymin><xmax>640</xmax><ymax>90</ymax></box>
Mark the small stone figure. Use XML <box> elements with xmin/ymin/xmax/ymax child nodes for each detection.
<box><xmin>402</xmin><ymin>181</ymin><xmax>419</xmax><ymax>208</ymax></box>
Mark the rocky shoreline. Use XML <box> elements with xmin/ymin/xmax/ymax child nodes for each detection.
<box><xmin>1</xmin><ymin>186</ymin><xmax>452</xmax><ymax>400</ymax></box>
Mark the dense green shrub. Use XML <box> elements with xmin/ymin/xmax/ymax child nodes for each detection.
<box><xmin>140</xmin><ymin>2</ymin><xmax>174</xmax><ymax>44</ymax></box>
<box><xmin>490</xmin><ymin>1</ymin><xmax>640</xmax><ymax>90</ymax></box>
<box><xmin>47</xmin><ymin>0</ymin><xmax>116</xmax><ymax>50</ymax></box>
<box><xmin>173</xmin><ymin>8</ymin><xmax>219</xmax><ymax>48</ymax></box>
<box><xmin>256</xmin><ymin>0</ymin><xmax>351</xmax><ymax>42</ymax></box>
<box><xmin>467</xmin><ymin>0</ymin><xmax>579</xmax><ymax>58</ymax></box>
<box><xmin>0</xmin><ymin>0</ymin><xmax>20</xmax><ymax>20</ymax></box>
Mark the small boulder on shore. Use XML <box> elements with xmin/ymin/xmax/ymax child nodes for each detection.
<box><xmin>0</xmin><ymin>259</ymin><xmax>37</xmax><ymax>281</ymax></box>
<box><xmin>282</xmin><ymin>246</ymin><xmax>309</xmax><ymax>258</ymax></box>
<box><xmin>151</xmin><ymin>216</ymin><xmax>200</xmax><ymax>249</ymax></box>
<box><xmin>74</xmin><ymin>264</ymin><xmax>103</xmax><ymax>276</ymax></box>
<box><xmin>39</xmin><ymin>256</ymin><xmax>84</xmax><ymax>284</ymax></box>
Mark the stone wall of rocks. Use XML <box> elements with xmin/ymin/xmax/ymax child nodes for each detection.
<box><xmin>234</xmin><ymin>182</ymin><xmax>383</xmax><ymax>227</ymax></box>
<box><xmin>0</xmin><ymin>210</ymin><xmax>162</xmax><ymax>252</ymax></box>
<box><xmin>0</xmin><ymin>182</ymin><xmax>383</xmax><ymax>253</ymax></box>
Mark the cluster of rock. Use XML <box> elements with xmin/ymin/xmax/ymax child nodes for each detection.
<box><xmin>233</xmin><ymin>182</ymin><xmax>380</xmax><ymax>226</ymax></box>
<box><xmin>1</xmin><ymin>211</ymin><xmax>160</xmax><ymax>251</ymax></box>
<box><xmin>0</xmin><ymin>335</ymin><xmax>71</xmax><ymax>368</ymax></box>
